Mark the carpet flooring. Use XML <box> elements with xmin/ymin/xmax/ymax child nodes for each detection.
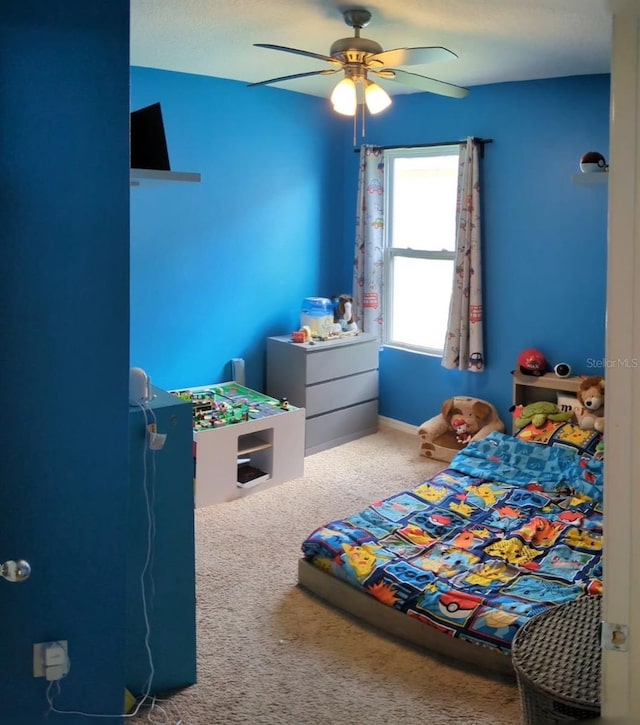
<box><xmin>135</xmin><ymin>426</ymin><xmax>521</xmax><ymax>725</ymax></box>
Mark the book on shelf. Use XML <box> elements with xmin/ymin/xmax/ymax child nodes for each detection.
<box><xmin>236</xmin><ymin>463</ymin><xmax>270</xmax><ymax>489</ymax></box>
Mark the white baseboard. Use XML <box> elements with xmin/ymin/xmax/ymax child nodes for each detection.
<box><xmin>378</xmin><ymin>416</ymin><xmax>419</xmax><ymax>435</ymax></box>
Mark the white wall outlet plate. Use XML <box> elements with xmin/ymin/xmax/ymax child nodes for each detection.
<box><xmin>33</xmin><ymin>640</ymin><xmax>68</xmax><ymax>678</ymax></box>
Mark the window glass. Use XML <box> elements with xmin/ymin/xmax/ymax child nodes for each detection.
<box><xmin>390</xmin><ymin>154</ymin><xmax>459</xmax><ymax>252</ymax></box>
<box><xmin>384</xmin><ymin>146</ymin><xmax>459</xmax><ymax>354</ymax></box>
<box><xmin>388</xmin><ymin>256</ymin><xmax>454</xmax><ymax>351</ymax></box>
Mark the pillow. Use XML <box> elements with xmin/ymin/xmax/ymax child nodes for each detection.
<box><xmin>516</xmin><ymin>420</ymin><xmax>604</xmax><ymax>460</ymax></box>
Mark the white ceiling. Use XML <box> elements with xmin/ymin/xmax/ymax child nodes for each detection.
<box><xmin>130</xmin><ymin>0</ymin><xmax>613</xmax><ymax>98</ymax></box>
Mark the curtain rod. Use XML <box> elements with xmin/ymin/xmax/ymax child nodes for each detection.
<box><xmin>353</xmin><ymin>137</ymin><xmax>493</xmax><ymax>158</ymax></box>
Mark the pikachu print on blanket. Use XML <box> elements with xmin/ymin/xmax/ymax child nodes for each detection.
<box><xmin>341</xmin><ymin>543</ymin><xmax>392</xmax><ymax>582</ymax></box>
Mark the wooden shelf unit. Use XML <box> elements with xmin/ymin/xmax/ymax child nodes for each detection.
<box><xmin>512</xmin><ymin>371</ymin><xmax>583</xmax><ymax>432</ymax></box>
<box><xmin>513</xmin><ymin>371</ymin><xmax>582</xmax><ymax>403</ymax></box>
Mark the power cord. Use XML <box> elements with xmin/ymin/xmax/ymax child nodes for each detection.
<box><xmin>45</xmin><ymin>400</ymin><xmax>184</xmax><ymax>724</ymax></box>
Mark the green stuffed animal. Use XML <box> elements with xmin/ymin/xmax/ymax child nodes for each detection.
<box><xmin>515</xmin><ymin>401</ymin><xmax>574</xmax><ymax>430</ymax></box>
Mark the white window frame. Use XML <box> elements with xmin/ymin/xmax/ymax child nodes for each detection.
<box><xmin>383</xmin><ymin>145</ymin><xmax>459</xmax><ymax>355</ymax></box>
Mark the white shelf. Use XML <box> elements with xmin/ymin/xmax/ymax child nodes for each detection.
<box><xmin>238</xmin><ymin>434</ymin><xmax>272</xmax><ymax>456</ymax></box>
<box><xmin>130</xmin><ymin>168</ymin><xmax>201</xmax><ymax>186</ymax></box>
<box><xmin>512</xmin><ymin>371</ymin><xmax>582</xmax><ymax>394</ymax></box>
<box><xmin>571</xmin><ymin>172</ymin><xmax>608</xmax><ymax>185</ymax></box>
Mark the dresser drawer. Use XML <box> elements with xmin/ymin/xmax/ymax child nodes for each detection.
<box><xmin>305</xmin><ymin>338</ymin><xmax>378</xmax><ymax>385</ymax></box>
<box><xmin>305</xmin><ymin>370</ymin><xmax>378</xmax><ymax>417</ymax></box>
<box><xmin>266</xmin><ymin>333</ymin><xmax>379</xmax><ymax>455</ymax></box>
<box><xmin>306</xmin><ymin>399</ymin><xmax>379</xmax><ymax>454</ymax></box>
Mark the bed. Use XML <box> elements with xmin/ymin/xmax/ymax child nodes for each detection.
<box><xmin>298</xmin><ymin>427</ymin><xmax>604</xmax><ymax>675</ymax></box>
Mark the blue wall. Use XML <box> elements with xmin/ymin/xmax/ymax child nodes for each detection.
<box><xmin>0</xmin><ymin>10</ymin><xmax>610</xmax><ymax>721</ymax></box>
<box><xmin>130</xmin><ymin>67</ymin><xmax>349</xmax><ymax>391</ymax></box>
<box><xmin>131</xmin><ymin>72</ymin><xmax>609</xmax><ymax>427</ymax></box>
<box><xmin>1</xmin><ymin>2</ymin><xmax>130</xmax><ymax>723</ymax></box>
<box><xmin>339</xmin><ymin>75</ymin><xmax>610</xmax><ymax>427</ymax></box>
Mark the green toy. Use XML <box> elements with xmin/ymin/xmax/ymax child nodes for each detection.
<box><xmin>515</xmin><ymin>401</ymin><xmax>574</xmax><ymax>429</ymax></box>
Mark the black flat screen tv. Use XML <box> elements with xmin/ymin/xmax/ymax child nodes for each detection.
<box><xmin>130</xmin><ymin>102</ymin><xmax>171</xmax><ymax>171</ymax></box>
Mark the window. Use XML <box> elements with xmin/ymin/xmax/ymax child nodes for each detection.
<box><xmin>383</xmin><ymin>146</ymin><xmax>459</xmax><ymax>354</ymax></box>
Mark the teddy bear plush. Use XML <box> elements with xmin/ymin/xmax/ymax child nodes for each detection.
<box><xmin>418</xmin><ymin>396</ymin><xmax>505</xmax><ymax>461</ymax></box>
<box><xmin>575</xmin><ymin>376</ymin><xmax>605</xmax><ymax>433</ymax></box>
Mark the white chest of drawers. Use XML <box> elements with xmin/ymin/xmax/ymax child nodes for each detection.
<box><xmin>266</xmin><ymin>333</ymin><xmax>379</xmax><ymax>455</ymax></box>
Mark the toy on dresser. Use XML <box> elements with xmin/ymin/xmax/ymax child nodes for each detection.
<box><xmin>575</xmin><ymin>376</ymin><xmax>605</xmax><ymax>433</ymax></box>
<box><xmin>332</xmin><ymin>294</ymin><xmax>358</xmax><ymax>333</ymax></box>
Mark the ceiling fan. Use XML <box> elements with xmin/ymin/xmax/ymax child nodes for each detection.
<box><xmin>248</xmin><ymin>8</ymin><xmax>469</xmax><ymax>118</ymax></box>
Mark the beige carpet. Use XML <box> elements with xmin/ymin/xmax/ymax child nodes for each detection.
<box><xmin>137</xmin><ymin>426</ymin><xmax>521</xmax><ymax>725</ymax></box>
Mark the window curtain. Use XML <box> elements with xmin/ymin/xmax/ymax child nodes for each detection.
<box><xmin>442</xmin><ymin>137</ymin><xmax>484</xmax><ymax>372</ymax></box>
<box><xmin>353</xmin><ymin>145</ymin><xmax>385</xmax><ymax>342</ymax></box>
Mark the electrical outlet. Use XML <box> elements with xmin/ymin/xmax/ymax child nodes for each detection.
<box><xmin>33</xmin><ymin>640</ymin><xmax>69</xmax><ymax>680</ymax></box>
<box><xmin>148</xmin><ymin>431</ymin><xmax>167</xmax><ymax>450</ymax></box>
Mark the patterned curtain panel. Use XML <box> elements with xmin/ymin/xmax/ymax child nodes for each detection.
<box><xmin>353</xmin><ymin>145</ymin><xmax>385</xmax><ymax>342</ymax></box>
<box><xmin>442</xmin><ymin>137</ymin><xmax>485</xmax><ymax>372</ymax></box>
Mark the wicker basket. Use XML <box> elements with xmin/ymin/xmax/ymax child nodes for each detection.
<box><xmin>511</xmin><ymin>596</ymin><xmax>601</xmax><ymax>723</ymax></box>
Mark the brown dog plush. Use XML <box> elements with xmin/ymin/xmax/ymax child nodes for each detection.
<box><xmin>576</xmin><ymin>376</ymin><xmax>605</xmax><ymax>433</ymax></box>
<box><xmin>333</xmin><ymin>294</ymin><xmax>358</xmax><ymax>333</ymax></box>
<box><xmin>418</xmin><ymin>396</ymin><xmax>505</xmax><ymax>461</ymax></box>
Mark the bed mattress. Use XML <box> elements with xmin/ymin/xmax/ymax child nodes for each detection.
<box><xmin>301</xmin><ymin>432</ymin><xmax>603</xmax><ymax>654</ymax></box>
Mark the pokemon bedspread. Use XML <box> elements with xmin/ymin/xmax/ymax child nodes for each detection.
<box><xmin>301</xmin><ymin>432</ymin><xmax>603</xmax><ymax>653</ymax></box>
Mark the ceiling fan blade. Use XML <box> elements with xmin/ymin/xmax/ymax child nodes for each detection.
<box><xmin>254</xmin><ymin>43</ymin><xmax>341</xmax><ymax>66</ymax></box>
<box><xmin>381</xmin><ymin>68</ymin><xmax>469</xmax><ymax>99</ymax></box>
<box><xmin>368</xmin><ymin>46</ymin><xmax>457</xmax><ymax>69</ymax></box>
<box><xmin>247</xmin><ymin>68</ymin><xmax>340</xmax><ymax>88</ymax></box>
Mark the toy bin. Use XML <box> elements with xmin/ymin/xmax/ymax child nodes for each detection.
<box><xmin>300</xmin><ymin>297</ymin><xmax>334</xmax><ymax>338</ymax></box>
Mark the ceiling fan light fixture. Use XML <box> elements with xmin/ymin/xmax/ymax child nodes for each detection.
<box><xmin>330</xmin><ymin>76</ymin><xmax>357</xmax><ymax>116</ymax></box>
<box><xmin>365</xmin><ymin>81</ymin><xmax>391</xmax><ymax>114</ymax></box>
<box><xmin>251</xmin><ymin>8</ymin><xmax>468</xmax><ymax>139</ymax></box>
